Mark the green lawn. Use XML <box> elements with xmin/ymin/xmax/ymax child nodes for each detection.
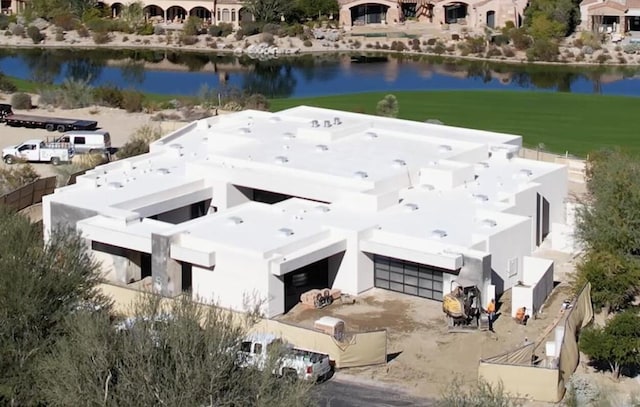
<box><xmin>270</xmin><ymin>91</ymin><xmax>640</xmax><ymax>157</ymax></box>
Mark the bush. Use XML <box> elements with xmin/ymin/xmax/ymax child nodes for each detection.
<box><xmin>451</xmin><ymin>34</ymin><xmax>460</xmax><ymax>41</ymax></box>
<box><xmin>285</xmin><ymin>24</ymin><xmax>304</xmax><ymax>37</ymax></box>
<box><xmin>509</xmin><ymin>27</ymin><xmax>532</xmax><ymax>50</ymax></box>
<box><xmin>0</xmin><ymin>164</ymin><xmax>39</xmax><ymax>194</ymax></box>
<box><xmin>0</xmin><ymin>14</ymin><xmax>9</xmax><ymax>30</ymax></box>
<box><xmin>208</xmin><ymin>23</ymin><xmax>233</xmax><ymax>37</ymax></box>
<box><xmin>303</xmin><ymin>39</ymin><xmax>312</xmax><ymax>47</ymax></box>
<box><xmin>261</xmin><ymin>32</ymin><xmax>274</xmax><ymax>45</ymax></box>
<box><xmin>465</xmin><ymin>36</ymin><xmax>486</xmax><ymax>54</ymax></box>
<box><xmin>136</xmin><ymin>23</ymin><xmax>154</xmax><ymax>36</ymax></box>
<box><xmin>154</xmin><ymin>25</ymin><xmax>165</xmax><ymax>35</ymax></box>
<box><xmin>11</xmin><ymin>24</ymin><xmax>25</xmax><ymax>37</ymax></box>
<box><xmin>243</xmin><ymin>93</ymin><xmax>269</xmax><ymax>111</ymax></box>
<box><xmin>92</xmin><ymin>86</ymin><xmax>124</xmax><ymax>108</ymax></box>
<box><xmin>58</xmin><ymin>78</ymin><xmax>94</xmax><ymax>109</ymax></box>
<box><xmin>526</xmin><ymin>38</ymin><xmax>559</xmax><ymax>61</ymax></box>
<box><xmin>582</xmin><ymin>45</ymin><xmax>594</xmax><ymax>55</ymax></box>
<box><xmin>54</xmin><ymin>27</ymin><xmax>65</xmax><ymax>41</ymax></box>
<box><xmin>0</xmin><ymin>73</ymin><xmax>17</xmax><ymax>93</ymax></box>
<box><xmin>486</xmin><ymin>46</ymin><xmax>502</xmax><ymax>57</ymax></box>
<box><xmin>426</xmin><ymin>38</ymin><xmax>437</xmax><ymax>46</ymax></box>
<box><xmin>27</xmin><ymin>26</ymin><xmax>45</xmax><ymax>44</ymax></box>
<box><xmin>117</xmin><ymin>124</ymin><xmax>162</xmax><ymax>159</ymax></box>
<box><xmin>121</xmin><ymin>90</ymin><xmax>144</xmax><ymax>113</ymax></box>
<box><xmin>76</xmin><ymin>25</ymin><xmax>90</xmax><ymax>38</ymax></box>
<box><xmin>262</xmin><ymin>23</ymin><xmax>280</xmax><ymax>35</ymax></box>
<box><xmin>623</xmin><ymin>43</ymin><xmax>640</xmax><ymax>54</ymax></box>
<box><xmin>52</xmin><ymin>13</ymin><xmax>77</xmax><ymax>31</ymax></box>
<box><xmin>492</xmin><ymin>34</ymin><xmax>509</xmax><ymax>46</ymax></box>
<box><xmin>502</xmin><ymin>46</ymin><xmax>515</xmax><ymax>57</ymax></box>
<box><xmin>433</xmin><ymin>42</ymin><xmax>446</xmax><ymax>54</ymax></box>
<box><xmin>438</xmin><ymin>378</ymin><xmax>523</xmax><ymax>407</ymax></box>
<box><xmin>92</xmin><ymin>31</ymin><xmax>111</xmax><ymax>44</ymax></box>
<box><xmin>183</xmin><ymin>16</ymin><xmax>203</xmax><ymax>36</ymax></box>
<box><xmin>180</xmin><ymin>35</ymin><xmax>198</xmax><ymax>45</ymax></box>
<box><xmin>596</xmin><ymin>53</ymin><xmax>611</xmax><ymax>64</ymax></box>
<box><xmin>10</xmin><ymin>93</ymin><xmax>32</xmax><ymax>110</ymax></box>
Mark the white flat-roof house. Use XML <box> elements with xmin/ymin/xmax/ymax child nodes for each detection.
<box><xmin>42</xmin><ymin>106</ymin><xmax>567</xmax><ymax>317</ymax></box>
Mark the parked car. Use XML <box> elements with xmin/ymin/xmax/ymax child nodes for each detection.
<box><xmin>238</xmin><ymin>333</ymin><xmax>332</xmax><ymax>382</ymax></box>
<box><xmin>54</xmin><ymin>130</ymin><xmax>111</xmax><ymax>154</ymax></box>
<box><xmin>2</xmin><ymin>139</ymin><xmax>73</xmax><ymax>165</ymax></box>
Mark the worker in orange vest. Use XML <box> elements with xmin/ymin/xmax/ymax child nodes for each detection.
<box><xmin>515</xmin><ymin>306</ymin><xmax>530</xmax><ymax>325</ymax></box>
<box><xmin>486</xmin><ymin>299</ymin><xmax>496</xmax><ymax>332</ymax></box>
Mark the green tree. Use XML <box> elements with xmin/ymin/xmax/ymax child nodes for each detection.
<box><xmin>376</xmin><ymin>94</ymin><xmax>399</xmax><ymax>118</ymax></box>
<box><xmin>0</xmin><ymin>164</ymin><xmax>39</xmax><ymax>195</ymax></box>
<box><xmin>243</xmin><ymin>0</ymin><xmax>294</xmax><ymax>23</ymax></box>
<box><xmin>120</xmin><ymin>1</ymin><xmax>145</xmax><ymax>31</ymax></box>
<box><xmin>37</xmin><ymin>296</ymin><xmax>316</xmax><ymax>406</ymax></box>
<box><xmin>580</xmin><ymin>310</ymin><xmax>640</xmax><ymax>379</ymax></box>
<box><xmin>183</xmin><ymin>15</ymin><xmax>203</xmax><ymax>36</ymax></box>
<box><xmin>528</xmin><ymin>14</ymin><xmax>566</xmax><ymax>40</ymax></box>
<box><xmin>524</xmin><ymin>0</ymin><xmax>578</xmax><ymax>38</ymax></box>
<box><xmin>296</xmin><ymin>0</ymin><xmax>339</xmax><ymax>19</ymax></box>
<box><xmin>0</xmin><ymin>209</ymin><xmax>109</xmax><ymax>405</ymax></box>
<box><xmin>28</xmin><ymin>0</ymin><xmax>98</xmax><ymax>19</ymax></box>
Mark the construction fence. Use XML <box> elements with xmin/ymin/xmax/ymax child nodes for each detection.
<box><xmin>478</xmin><ymin>283</ymin><xmax>593</xmax><ymax>403</ymax></box>
<box><xmin>98</xmin><ymin>283</ymin><xmax>388</xmax><ymax>369</ymax></box>
<box><xmin>0</xmin><ymin>176</ymin><xmax>56</xmax><ymax>212</ymax></box>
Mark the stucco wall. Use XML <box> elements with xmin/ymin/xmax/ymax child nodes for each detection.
<box><xmin>486</xmin><ymin>217</ymin><xmax>532</xmax><ymax>294</ymax></box>
<box><xmin>511</xmin><ymin>256</ymin><xmax>554</xmax><ymax>317</ymax></box>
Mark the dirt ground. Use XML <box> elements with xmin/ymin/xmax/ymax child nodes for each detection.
<box><xmin>280</xmin><ymin>250</ymin><xmax>576</xmax><ymax>401</ymax></box>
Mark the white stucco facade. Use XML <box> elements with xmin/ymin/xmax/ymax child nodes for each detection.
<box><xmin>42</xmin><ymin>106</ymin><xmax>568</xmax><ymax>317</ymax></box>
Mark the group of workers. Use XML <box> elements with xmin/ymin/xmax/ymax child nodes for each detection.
<box><xmin>485</xmin><ymin>299</ymin><xmax>530</xmax><ymax>332</ymax></box>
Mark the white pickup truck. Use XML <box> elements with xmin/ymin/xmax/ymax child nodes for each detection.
<box><xmin>239</xmin><ymin>334</ymin><xmax>332</xmax><ymax>382</ymax></box>
<box><xmin>3</xmin><ymin>139</ymin><xmax>73</xmax><ymax>165</ymax></box>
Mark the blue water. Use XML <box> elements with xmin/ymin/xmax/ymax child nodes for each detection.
<box><xmin>1</xmin><ymin>49</ymin><xmax>640</xmax><ymax>98</ymax></box>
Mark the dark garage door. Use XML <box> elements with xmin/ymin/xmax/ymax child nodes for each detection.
<box><xmin>374</xmin><ymin>255</ymin><xmax>444</xmax><ymax>301</ymax></box>
<box><xmin>284</xmin><ymin>258</ymin><xmax>329</xmax><ymax>313</ymax></box>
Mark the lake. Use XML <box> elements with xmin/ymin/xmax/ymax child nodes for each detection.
<box><xmin>1</xmin><ymin>48</ymin><xmax>640</xmax><ymax>99</ymax></box>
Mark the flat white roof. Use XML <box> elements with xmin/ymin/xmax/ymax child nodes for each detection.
<box><xmin>47</xmin><ymin>106</ymin><xmax>566</xmax><ymax>260</ymax></box>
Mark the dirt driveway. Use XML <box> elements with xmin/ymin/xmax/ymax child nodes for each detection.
<box><xmin>280</xmin><ymin>265</ymin><xmax>574</xmax><ymax>399</ymax></box>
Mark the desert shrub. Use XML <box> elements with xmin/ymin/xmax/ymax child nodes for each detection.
<box><xmin>208</xmin><ymin>23</ymin><xmax>231</xmax><ymax>37</ymax></box>
<box><xmin>10</xmin><ymin>93</ymin><xmax>32</xmax><ymax>110</ymax></box>
<box><xmin>582</xmin><ymin>45</ymin><xmax>594</xmax><ymax>55</ymax></box>
<box><xmin>53</xmin><ymin>154</ymin><xmax>108</xmax><ymax>186</ymax></box>
<box><xmin>433</xmin><ymin>41</ymin><xmax>446</xmax><ymax>54</ymax></box>
<box><xmin>235</xmin><ymin>21</ymin><xmax>261</xmax><ymax>40</ymax></box>
<box><xmin>285</xmin><ymin>23</ymin><xmax>304</xmax><ymax>37</ymax></box>
<box><xmin>575</xmin><ymin>52</ymin><xmax>585</xmax><ymax>62</ymax></box>
<box><xmin>486</xmin><ymin>46</ymin><xmax>502</xmax><ymax>57</ymax></box>
<box><xmin>27</xmin><ymin>26</ymin><xmax>45</xmax><ymax>44</ymax></box>
<box><xmin>136</xmin><ymin>23</ymin><xmax>154</xmax><ymax>36</ymax></box>
<box><xmin>0</xmin><ymin>14</ymin><xmax>9</xmax><ymax>30</ymax></box>
<box><xmin>457</xmin><ymin>42</ymin><xmax>470</xmax><ymax>56</ymax></box>
<box><xmin>573</xmin><ymin>38</ymin><xmax>584</xmax><ymax>47</ymax></box>
<box><xmin>596</xmin><ymin>53</ymin><xmax>611</xmax><ymax>64</ymax></box>
<box><xmin>426</xmin><ymin>38</ymin><xmax>437</xmax><ymax>46</ymax></box>
<box><xmin>503</xmin><ymin>20</ymin><xmax>515</xmax><ymax>30</ymax></box>
<box><xmin>11</xmin><ymin>24</ymin><xmax>25</xmax><ymax>37</ymax></box>
<box><xmin>92</xmin><ymin>86</ymin><xmax>124</xmax><ymax>108</ymax></box>
<box><xmin>4</xmin><ymin>30</ymin><xmax>11</xmax><ymax>36</ymax></box>
<box><xmin>502</xmin><ymin>46</ymin><xmax>515</xmax><ymax>57</ymax></box>
<box><xmin>303</xmin><ymin>39</ymin><xmax>312</xmax><ymax>47</ymax></box>
<box><xmin>526</xmin><ymin>38</ymin><xmax>559</xmax><ymax>61</ymax></box>
<box><xmin>451</xmin><ymin>34</ymin><xmax>460</xmax><ymax>41</ymax></box>
<box><xmin>618</xmin><ymin>56</ymin><xmax>627</xmax><ymax>64</ymax></box>
<box><xmin>76</xmin><ymin>25</ymin><xmax>90</xmax><ymax>38</ymax></box>
<box><xmin>0</xmin><ymin>73</ymin><xmax>17</xmax><ymax>93</ymax></box>
<box><xmin>180</xmin><ymin>35</ymin><xmax>198</xmax><ymax>45</ymax></box>
<box><xmin>223</xmin><ymin>101</ymin><xmax>243</xmax><ymax>111</ymax></box>
<box><xmin>122</xmin><ymin>36</ymin><xmax>129</xmax><ymax>42</ymax></box>
<box><xmin>54</xmin><ymin>27</ymin><xmax>65</xmax><ymax>41</ymax></box>
<box><xmin>492</xmin><ymin>34</ymin><xmax>509</xmax><ymax>46</ymax></box>
<box><xmin>353</xmin><ymin>40</ymin><xmax>362</xmax><ymax>49</ymax></box>
<box><xmin>438</xmin><ymin>378</ymin><xmax>523</xmax><ymax>407</ymax></box>
<box><xmin>390</xmin><ymin>41</ymin><xmax>407</xmax><ymax>51</ymax></box>
<box><xmin>623</xmin><ymin>43</ymin><xmax>640</xmax><ymax>54</ymax></box>
<box><xmin>262</xmin><ymin>23</ymin><xmax>280</xmax><ymax>35</ymax></box>
<box><xmin>85</xmin><ymin>18</ymin><xmax>110</xmax><ymax>33</ymax></box>
<box><xmin>183</xmin><ymin>16</ymin><xmax>203</xmax><ymax>36</ymax></box>
<box><xmin>121</xmin><ymin>90</ymin><xmax>144</xmax><ymax>113</ymax></box>
<box><xmin>244</xmin><ymin>93</ymin><xmax>269</xmax><ymax>111</ymax></box>
<box><xmin>92</xmin><ymin>31</ymin><xmax>111</xmax><ymax>44</ymax></box>
<box><xmin>579</xmin><ymin>31</ymin><xmax>602</xmax><ymax>49</ymax></box>
<box><xmin>153</xmin><ymin>25</ymin><xmax>165</xmax><ymax>35</ymax></box>
<box><xmin>509</xmin><ymin>27</ymin><xmax>531</xmax><ymax>50</ymax></box>
<box><xmin>466</xmin><ymin>36</ymin><xmax>486</xmax><ymax>54</ymax></box>
<box><xmin>117</xmin><ymin>124</ymin><xmax>163</xmax><ymax>159</ymax></box>
<box><xmin>411</xmin><ymin>38</ymin><xmax>421</xmax><ymax>51</ymax></box>
<box><xmin>58</xmin><ymin>78</ymin><xmax>94</xmax><ymax>109</ymax></box>
<box><xmin>261</xmin><ymin>32</ymin><xmax>274</xmax><ymax>45</ymax></box>
<box><xmin>376</xmin><ymin>94</ymin><xmax>399</xmax><ymax>118</ymax></box>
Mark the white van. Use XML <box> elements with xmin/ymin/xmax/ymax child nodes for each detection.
<box><xmin>55</xmin><ymin>130</ymin><xmax>111</xmax><ymax>154</ymax></box>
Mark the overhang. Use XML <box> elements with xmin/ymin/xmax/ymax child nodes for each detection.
<box><xmin>269</xmin><ymin>237</ymin><xmax>347</xmax><ymax>276</ymax></box>
<box><xmin>627</xmin><ymin>8</ymin><xmax>640</xmax><ymax>16</ymax></box>
<box><xmin>360</xmin><ymin>239</ymin><xmax>463</xmax><ymax>270</ymax></box>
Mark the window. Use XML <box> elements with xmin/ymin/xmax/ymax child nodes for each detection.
<box><xmin>18</xmin><ymin>144</ymin><xmax>35</xmax><ymax>151</ymax></box>
<box><xmin>231</xmin><ymin>9</ymin><xmax>236</xmax><ymax>21</ymax></box>
<box><xmin>374</xmin><ymin>255</ymin><xmax>445</xmax><ymax>301</ymax></box>
<box><xmin>240</xmin><ymin>341</ymin><xmax>252</xmax><ymax>352</ymax></box>
<box><xmin>74</xmin><ymin>136</ymin><xmax>86</xmax><ymax>145</ymax></box>
<box><xmin>253</xmin><ymin>343</ymin><xmax>262</xmax><ymax>354</ymax></box>
<box><xmin>217</xmin><ymin>10</ymin><xmax>220</xmax><ymax>21</ymax></box>
<box><xmin>222</xmin><ymin>8</ymin><xmax>230</xmax><ymax>22</ymax></box>
<box><xmin>58</xmin><ymin>136</ymin><xmax>70</xmax><ymax>142</ymax></box>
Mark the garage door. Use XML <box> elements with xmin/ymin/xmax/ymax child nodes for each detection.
<box><xmin>284</xmin><ymin>258</ymin><xmax>329</xmax><ymax>312</ymax></box>
<box><xmin>373</xmin><ymin>255</ymin><xmax>444</xmax><ymax>301</ymax></box>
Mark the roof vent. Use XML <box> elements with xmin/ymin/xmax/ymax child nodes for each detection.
<box><xmin>481</xmin><ymin>219</ymin><xmax>497</xmax><ymax>228</ymax></box>
<box><xmin>202</xmin><ymin>137</ymin><xmax>208</xmax><ymax>142</ymax></box>
<box><xmin>239</xmin><ymin>127</ymin><xmax>251</xmax><ymax>134</ymax></box>
<box><xmin>421</xmin><ymin>184</ymin><xmax>435</xmax><ymax>191</ymax></box>
<box><xmin>430</xmin><ymin>229</ymin><xmax>448</xmax><ymax>239</ymax></box>
<box><xmin>156</xmin><ymin>168</ymin><xmax>170</xmax><ymax>175</ymax></box>
<box><xmin>107</xmin><ymin>182</ymin><xmax>123</xmax><ymax>189</ymax></box>
<box><xmin>274</xmin><ymin>156</ymin><xmax>289</xmax><ymax>164</ymax></box>
<box><xmin>404</xmin><ymin>203</ymin><xmax>419</xmax><ymax>212</ymax></box>
<box><xmin>473</xmin><ymin>193</ymin><xmax>489</xmax><ymax>202</ymax></box>
<box><xmin>438</xmin><ymin>144</ymin><xmax>452</xmax><ymax>153</ymax></box>
<box><xmin>364</xmin><ymin>131</ymin><xmax>378</xmax><ymax>139</ymax></box>
<box><xmin>392</xmin><ymin>159</ymin><xmax>406</xmax><ymax>168</ymax></box>
<box><xmin>323</xmin><ymin>120</ymin><xmax>332</xmax><ymax>128</ymax></box>
<box><xmin>315</xmin><ymin>144</ymin><xmax>328</xmax><ymax>152</ymax></box>
<box><xmin>277</xmin><ymin>227</ymin><xmax>294</xmax><ymax>237</ymax></box>
<box><xmin>311</xmin><ymin>120</ymin><xmax>320</xmax><ymax>128</ymax></box>
<box><xmin>283</xmin><ymin>132</ymin><xmax>296</xmax><ymax>139</ymax></box>
<box><xmin>169</xmin><ymin>143</ymin><xmax>183</xmax><ymax>150</ymax></box>
<box><xmin>353</xmin><ymin>171</ymin><xmax>369</xmax><ymax>179</ymax></box>
<box><xmin>519</xmin><ymin>169</ymin><xmax>533</xmax><ymax>177</ymax></box>
<box><xmin>227</xmin><ymin>216</ymin><xmax>244</xmax><ymax>225</ymax></box>
<box><xmin>334</xmin><ymin>117</ymin><xmax>342</xmax><ymax>125</ymax></box>
<box><xmin>477</xmin><ymin>161</ymin><xmax>490</xmax><ymax>168</ymax></box>
<box><xmin>314</xmin><ymin>205</ymin><xmax>330</xmax><ymax>213</ymax></box>
<box><xmin>269</xmin><ymin>116</ymin><xmax>281</xmax><ymax>123</ymax></box>
<box><xmin>282</xmin><ymin>145</ymin><xmax>290</xmax><ymax>150</ymax></box>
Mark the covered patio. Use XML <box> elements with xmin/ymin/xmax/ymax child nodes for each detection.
<box><xmin>626</xmin><ymin>8</ymin><xmax>640</xmax><ymax>31</ymax></box>
<box><xmin>587</xmin><ymin>2</ymin><xmax>626</xmax><ymax>34</ymax></box>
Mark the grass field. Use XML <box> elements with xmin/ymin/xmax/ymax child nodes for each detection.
<box><xmin>270</xmin><ymin>91</ymin><xmax>640</xmax><ymax>157</ymax></box>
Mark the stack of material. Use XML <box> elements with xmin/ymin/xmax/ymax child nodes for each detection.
<box><xmin>300</xmin><ymin>289</ymin><xmax>323</xmax><ymax>308</ymax></box>
<box><xmin>300</xmin><ymin>288</ymin><xmax>336</xmax><ymax>309</ymax></box>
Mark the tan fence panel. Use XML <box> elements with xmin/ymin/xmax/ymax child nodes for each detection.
<box><xmin>254</xmin><ymin>319</ymin><xmax>387</xmax><ymax>368</ymax></box>
<box><xmin>98</xmin><ymin>283</ymin><xmax>387</xmax><ymax>369</ymax></box>
<box><xmin>478</xmin><ymin>283</ymin><xmax>593</xmax><ymax>403</ymax></box>
<box><xmin>0</xmin><ymin>176</ymin><xmax>56</xmax><ymax>212</ymax></box>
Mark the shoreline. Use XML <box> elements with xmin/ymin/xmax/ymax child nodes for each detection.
<box><xmin>1</xmin><ymin>33</ymin><xmax>639</xmax><ymax>69</ymax></box>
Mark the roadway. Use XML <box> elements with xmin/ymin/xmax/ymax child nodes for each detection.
<box><xmin>316</xmin><ymin>374</ymin><xmax>434</xmax><ymax>407</ymax></box>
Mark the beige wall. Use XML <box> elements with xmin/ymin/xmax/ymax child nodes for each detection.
<box><xmin>478</xmin><ymin>363</ymin><xmax>560</xmax><ymax>402</ymax></box>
